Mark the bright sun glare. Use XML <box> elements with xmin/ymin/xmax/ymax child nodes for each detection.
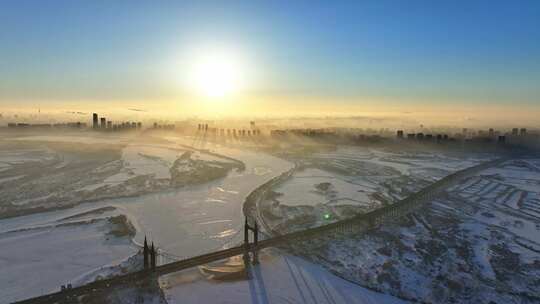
<box><xmin>188</xmin><ymin>50</ymin><xmax>245</xmax><ymax>98</ymax></box>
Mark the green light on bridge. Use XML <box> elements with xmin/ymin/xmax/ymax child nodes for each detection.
<box><xmin>323</xmin><ymin>213</ymin><xmax>331</xmax><ymax>220</ymax></box>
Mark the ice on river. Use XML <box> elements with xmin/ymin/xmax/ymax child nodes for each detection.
<box><xmin>0</xmin><ymin>133</ymin><xmax>293</xmax><ymax>302</ymax></box>
<box><xmin>0</xmin><ymin>216</ymin><xmax>136</xmax><ymax>303</ymax></box>
<box><xmin>160</xmin><ymin>249</ymin><xmax>407</xmax><ymax>304</ymax></box>
<box><xmin>107</xmin><ymin>138</ymin><xmax>294</xmax><ymax>259</ymax></box>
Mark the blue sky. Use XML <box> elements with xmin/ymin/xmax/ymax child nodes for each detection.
<box><xmin>1</xmin><ymin>0</ymin><xmax>539</xmax><ymax>108</ymax></box>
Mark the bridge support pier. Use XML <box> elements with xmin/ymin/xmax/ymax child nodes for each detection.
<box><xmin>243</xmin><ymin>249</ymin><xmax>251</xmax><ymax>271</ymax></box>
<box><xmin>243</xmin><ymin>219</ymin><xmax>251</xmax><ymax>268</ymax></box>
<box><xmin>252</xmin><ymin>222</ymin><xmax>259</xmax><ymax>265</ymax></box>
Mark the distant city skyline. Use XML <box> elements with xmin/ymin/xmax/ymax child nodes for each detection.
<box><xmin>1</xmin><ymin>0</ymin><xmax>539</xmax><ymax>119</ymax></box>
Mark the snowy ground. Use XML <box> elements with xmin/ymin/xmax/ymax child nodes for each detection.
<box><xmin>0</xmin><ymin>207</ymin><xmax>137</xmax><ymax>303</ymax></box>
<box><xmin>262</xmin><ymin>146</ymin><xmax>490</xmax><ymax>233</ymax></box>
<box><xmin>160</xmin><ymin>248</ymin><xmax>407</xmax><ymax>304</ymax></box>
<box><xmin>290</xmin><ymin>158</ymin><xmax>540</xmax><ymax>303</ymax></box>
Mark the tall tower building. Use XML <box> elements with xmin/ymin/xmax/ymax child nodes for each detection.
<box><xmin>93</xmin><ymin>113</ymin><xmax>98</xmax><ymax>129</ymax></box>
<box><xmin>520</xmin><ymin>128</ymin><xmax>527</xmax><ymax>136</ymax></box>
<box><xmin>100</xmin><ymin>117</ymin><xmax>106</xmax><ymax>129</ymax></box>
<box><xmin>512</xmin><ymin>128</ymin><xmax>519</xmax><ymax>136</ymax></box>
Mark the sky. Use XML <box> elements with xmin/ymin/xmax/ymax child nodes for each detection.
<box><xmin>1</xmin><ymin>0</ymin><xmax>539</xmax><ymax>119</ymax></box>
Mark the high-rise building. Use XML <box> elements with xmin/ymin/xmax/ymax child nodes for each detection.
<box><xmin>100</xmin><ymin>117</ymin><xmax>106</xmax><ymax>129</ymax></box>
<box><xmin>397</xmin><ymin>130</ymin><xmax>404</xmax><ymax>139</ymax></box>
<box><xmin>520</xmin><ymin>128</ymin><xmax>527</xmax><ymax>136</ymax></box>
<box><xmin>107</xmin><ymin>121</ymin><xmax>112</xmax><ymax>129</ymax></box>
<box><xmin>93</xmin><ymin>113</ymin><xmax>98</xmax><ymax>129</ymax></box>
<box><xmin>512</xmin><ymin>128</ymin><xmax>519</xmax><ymax>136</ymax></box>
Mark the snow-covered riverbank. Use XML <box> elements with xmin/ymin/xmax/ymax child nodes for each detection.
<box><xmin>160</xmin><ymin>248</ymin><xmax>407</xmax><ymax>304</ymax></box>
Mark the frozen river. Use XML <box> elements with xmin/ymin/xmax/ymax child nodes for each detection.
<box><xmin>0</xmin><ymin>135</ymin><xmax>294</xmax><ymax>258</ymax></box>
<box><xmin>111</xmin><ymin>138</ymin><xmax>294</xmax><ymax>259</ymax></box>
<box><xmin>0</xmin><ymin>134</ymin><xmax>295</xmax><ymax>302</ymax></box>
<box><xmin>0</xmin><ymin>134</ymin><xmax>410</xmax><ymax>303</ymax></box>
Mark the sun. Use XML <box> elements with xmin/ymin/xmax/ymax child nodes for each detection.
<box><xmin>188</xmin><ymin>51</ymin><xmax>245</xmax><ymax>98</ymax></box>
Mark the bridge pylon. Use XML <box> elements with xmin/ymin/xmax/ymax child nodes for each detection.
<box><xmin>243</xmin><ymin>217</ymin><xmax>260</xmax><ymax>266</ymax></box>
<box><xmin>150</xmin><ymin>242</ymin><xmax>156</xmax><ymax>271</ymax></box>
<box><xmin>143</xmin><ymin>236</ymin><xmax>149</xmax><ymax>270</ymax></box>
<box><xmin>143</xmin><ymin>237</ymin><xmax>157</xmax><ymax>272</ymax></box>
